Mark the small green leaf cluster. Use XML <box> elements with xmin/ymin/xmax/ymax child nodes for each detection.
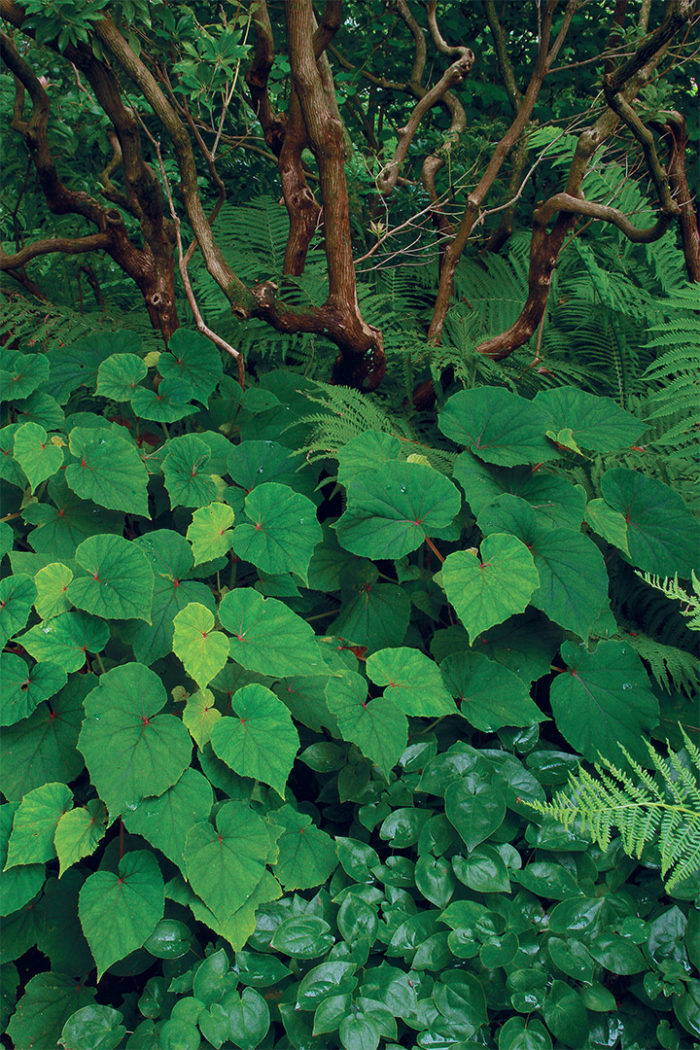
<box><xmin>1</xmin><ymin>328</ymin><xmax>698</xmax><ymax>1048</ymax></box>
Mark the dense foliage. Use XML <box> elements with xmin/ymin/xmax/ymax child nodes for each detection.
<box><xmin>1</xmin><ymin>1</ymin><xmax>699</xmax><ymax>1049</ymax></box>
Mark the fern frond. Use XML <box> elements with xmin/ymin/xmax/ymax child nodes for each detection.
<box><xmin>634</xmin><ymin>572</ymin><xmax>700</xmax><ymax>632</ymax></box>
<box><xmin>527</xmin><ymin>729</ymin><xmax>700</xmax><ymax>890</ymax></box>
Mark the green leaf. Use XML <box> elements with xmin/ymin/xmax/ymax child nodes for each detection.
<box><xmin>0</xmin><ymin>424</ymin><xmax>27</xmax><ymax>488</ymax></box>
<box><xmin>47</xmin><ymin>331</ymin><xmax>137</xmax><ymax>403</ymax></box>
<box><xmin>452</xmin><ymin>844</ymin><xmax>510</xmax><ymax>894</ymax></box>
<box><xmin>296</xmin><ymin>961</ymin><xmax>357</xmax><ymax>1009</ymax></box>
<box><xmin>0</xmin><ymin>653</ymin><xmax>67</xmax><ymax>726</ymax></box>
<box><xmin>6</xmin><ymin>973</ymin><xmax>96</xmax><ymax>1050</ymax></box>
<box><xmin>21</xmin><ymin>611</ymin><xmax>109</xmax><ymax>673</ymax></box>
<box><xmin>548</xmin><ymin>938</ymin><xmax>595</xmax><ymax>982</ymax></box>
<box><xmin>542</xmin><ymin>980</ymin><xmax>589</xmax><ymax>1048</ymax></box>
<box><xmin>268</xmin><ymin>804</ymin><xmax>337</xmax><ymax>891</ymax></box>
<box><xmin>232</xmin><ymin>482</ymin><xmax>321</xmax><ymax>579</ymax></box>
<box><xmin>123</xmin><ymin>767</ymin><xmax>213</xmax><ymax>868</ymax></box>
<box><xmin>336</xmin><ymin>462</ymin><xmax>460</xmax><ymax>559</ymax></box>
<box><xmin>0</xmin><ymin>349</ymin><xmax>49</xmax><ymax>401</ymax></box>
<box><xmin>588</xmin><ymin>933</ymin><xmax>648</xmax><ymax>975</ymax></box>
<box><xmin>226</xmin><ymin>985</ymin><xmax>270</xmax><ymax>1050</ymax></box>
<box><xmin>441</xmin><ymin>651</ymin><xmax>545</xmax><ymax>731</ymax></box>
<box><xmin>95</xmin><ymin>353</ymin><xmax>147</xmax><ymax>401</ymax></box>
<box><xmin>183</xmin><ymin>801</ymin><xmax>278</xmax><ymax>922</ymax></box>
<box><xmin>67</xmin><ymin>533</ymin><xmax>154</xmax><ymax>622</ymax></box>
<box><xmin>130</xmin><ymin>376</ymin><xmax>198</xmax><ymax>423</ymax></box>
<box><xmin>173</xmin><ymin>602</ymin><xmax>229</xmax><ymax>689</ymax></box>
<box><xmin>442</xmin><ymin>535</ymin><xmax>539</xmax><ymax>642</ymax></box>
<box><xmin>219</xmin><ymin>588</ymin><xmax>325</xmax><ymax>676</ymax></box>
<box><xmin>183</xmin><ymin>688</ymin><xmax>221</xmax><ymax>749</ymax></box>
<box><xmin>24</xmin><ymin>475</ymin><xmax>124</xmax><ymax>559</ymax></box>
<box><xmin>79</xmin><ymin>850</ymin><xmax>165</xmax><ymax>979</ymax></box>
<box><xmin>601</xmin><ymin>468</ymin><xmax>700</xmax><ymax>576</ymax></box>
<box><xmin>534</xmin><ymin>386</ymin><xmax>644</xmax><ymax>452</ymax></box>
<box><xmin>439</xmin><ymin>388</ymin><xmax>556</xmax><ymax>466</ymax></box>
<box><xmin>0</xmin><ymin>675</ymin><xmax>90</xmax><ymax>800</ymax></box>
<box><xmin>551</xmin><ymin>639</ymin><xmax>659</xmax><ymax>764</ymax></box>
<box><xmin>366</xmin><ymin>647</ymin><xmax>453</xmax><ymax>717</ymax></box>
<box><xmin>337</xmin><ymin>430</ymin><xmax>402</xmax><ymax>487</ymax></box>
<box><xmin>499</xmin><ymin>1016</ymin><xmax>552</xmax><ymax>1050</ymax></box>
<box><xmin>187</xmin><ymin>502</ymin><xmax>235</xmax><ymax>565</ymax></box>
<box><xmin>454</xmin><ymin>453</ymin><xmax>585</xmax><ymax>527</ymax></box>
<box><xmin>584</xmin><ymin>498</ymin><xmax>630</xmax><ymax>554</ymax></box>
<box><xmin>78</xmin><ymin>663</ymin><xmax>192</xmax><ymax>820</ymax></box>
<box><xmin>0</xmin><ymin>574</ymin><xmax>36</xmax><ymax>648</ymax></box>
<box><xmin>271</xmin><ymin>916</ymin><xmax>334</xmax><ymax>958</ymax></box>
<box><xmin>59</xmin><ymin>1004</ymin><xmax>126</xmax><ymax>1050</ymax></box>
<box><xmin>13</xmin><ymin>423</ymin><xmax>64</xmax><ymax>490</ymax></box>
<box><xmin>160</xmin><ymin>330</ymin><xmax>223</xmax><ymax>404</ymax></box>
<box><xmin>340</xmin><ymin>1015</ymin><xmax>380</xmax><ymax>1050</ymax></box>
<box><xmin>227</xmin><ymin>440</ymin><xmax>312</xmax><ymax>496</ymax></box>
<box><xmin>0</xmin><ymin>803</ymin><xmax>45</xmax><ymax>917</ymax></box>
<box><xmin>163</xmin><ymin>434</ymin><xmax>217</xmax><ymax>509</ymax></box>
<box><xmin>330</xmin><ymin>565</ymin><xmax>410</xmax><ymax>651</ymax></box>
<box><xmin>210</xmin><ymin>684</ymin><xmax>299</xmax><ymax>796</ymax></box>
<box><xmin>33</xmin><ymin>563</ymin><xmax>73</xmax><ymax>621</ymax></box>
<box><xmin>445</xmin><ymin>777</ymin><xmax>506</xmax><ymax>850</ymax></box>
<box><xmin>5</xmin><ymin>782</ymin><xmax>72</xmax><ymax>868</ymax></box>
<box><xmin>144</xmin><ymin>918</ymin><xmax>191</xmax><ymax>960</ymax></box>
<box><xmin>54</xmin><ymin>800</ymin><xmax>107</xmax><ymax>876</ymax></box>
<box><xmin>65</xmin><ymin>427</ymin><xmax>149</xmax><ymax>517</ymax></box>
<box><xmin>325</xmin><ymin>670</ymin><xmax>407</xmax><ymax>775</ymax></box>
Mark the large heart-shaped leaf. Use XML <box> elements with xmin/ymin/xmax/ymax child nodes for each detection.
<box><xmin>162</xmin><ymin>434</ymin><xmax>217</xmax><ymax>509</ymax></box>
<box><xmin>0</xmin><ymin>653</ymin><xmax>67</xmax><ymax>726</ymax></box>
<box><xmin>445</xmin><ymin>777</ymin><xmax>506</xmax><ymax>851</ymax></box>
<box><xmin>79</xmin><ymin>850</ymin><xmax>164</xmax><ymax>979</ymax></box>
<box><xmin>210</xmin><ymin>684</ymin><xmax>299</xmax><ymax>796</ymax></box>
<box><xmin>0</xmin><ymin>574</ymin><xmax>36</xmax><ymax>648</ymax></box>
<box><xmin>123</xmin><ymin>767</ymin><xmax>214</xmax><ymax>867</ymax></box>
<box><xmin>0</xmin><ymin>349</ymin><xmax>49</xmax><ymax>400</ymax></box>
<box><xmin>336</xmin><ymin>431</ymin><xmax>402</xmax><ymax>487</ymax></box>
<box><xmin>336</xmin><ymin>461</ymin><xmax>461</xmax><ymax>560</ymax></box>
<box><xmin>24</xmin><ymin>475</ymin><xmax>123</xmax><ymax>559</ymax></box>
<box><xmin>5</xmin><ymin>782</ymin><xmax>72</xmax><ymax>868</ymax></box>
<box><xmin>325</xmin><ymin>670</ymin><xmax>407</xmax><ymax>775</ymax></box>
<box><xmin>173</xmin><ymin>602</ymin><xmax>229</xmax><ymax>689</ymax></box>
<box><xmin>78</xmin><ymin>663</ymin><xmax>192</xmax><ymax>821</ymax></box>
<box><xmin>232</xmin><ymin>482</ymin><xmax>322</xmax><ymax>579</ymax></box>
<box><xmin>219</xmin><ymin>588</ymin><xmax>325</xmax><ymax>676</ymax></box>
<box><xmin>67</xmin><ymin>534</ymin><xmax>154</xmax><ymax>622</ymax></box>
<box><xmin>330</xmin><ymin>564</ymin><xmax>410</xmax><ymax>652</ymax></box>
<box><xmin>227</xmin><ymin>440</ymin><xmax>314</xmax><ymax>498</ymax></box>
<box><xmin>454</xmin><ymin>453</ymin><xmax>585</xmax><ymax>528</ymax></box>
<box><xmin>600</xmin><ymin>468</ymin><xmax>699</xmax><ymax>576</ymax></box>
<box><xmin>442</xmin><ymin>535</ymin><xmax>539</xmax><ymax>642</ymax></box>
<box><xmin>438</xmin><ymin>388</ymin><xmax>556</xmax><ymax>466</ymax></box>
<box><xmin>187</xmin><ymin>502</ymin><xmax>235</xmax><ymax>565</ymax></box>
<box><xmin>21</xmin><ymin>612</ymin><xmax>109</xmax><ymax>673</ymax></box>
<box><xmin>5</xmin><ymin>973</ymin><xmax>96</xmax><ymax>1050</ymax></box>
<box><xmin>365</xmin><ymin>647</ymin><xmax>453</xmax><ymax>717</ymax></box>
<box><xmin>130</xmin><ymin>375</ymin><xmax>197</xmax><ymax>423</ymax></box>
<box><xmin>33</xmin><ymin>563</ymin><xmax>73</xmax><ymax>621</ymax></box>
<box><xmin>95</xmin><ymin>353</ymin><xmax>147</xmax><ymax>401</ymax></box>
<box><xmin>534</xmin><ymin>386</ymin><xmax>644</xmax><ymax>452</ymax></box>
<box><xmin>54</xmin><ymin>800</ymin><xmax>107</xmax><ymax>877</ymax></box>
<box><xmin>65</xmin><ymin>427</ymin><xmax>149</xmax><ymax>517</ymax></box>
<box><xmin>13</xmin><ymin>423</ymin><xmax>64</xmax><ymax>490</ymax></box>
<box><xmin>440</xmin><ymin>651</ymin><xmax>546</xmax><ymax>731</ymax></box>
<box><xmin>159</xmin><ymin>329</ymin><xmax>223</xmax><ymax>404</ymax></box>
<box><xmin>551</xmin><ymin>640</ymin><xmax>659</xmax><ymax>764</ymax></box>
<box><xmin>269</xmin><ymin>804</ymin><xmax>337</xmax><ymax>891</ymax></box>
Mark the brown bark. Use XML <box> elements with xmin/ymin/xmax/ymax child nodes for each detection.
<box><xmin>659</xmin><ymin>111</ymin><xmax>700</xmax><ymax>282</ymax></box>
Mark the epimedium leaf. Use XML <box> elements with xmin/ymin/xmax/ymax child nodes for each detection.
<box><xmin>534</xmin><ymin>386</ymin><xmax>644</xmax><ymax>452</ymax></box>
<box><xmin>65</xmin><ymin>426</ymin><xmax>150</xmax><ymax>517</ymax></box>
<box><xmin>123</xmin><ymin>767</ymin><xmax>214</xmax><ymax>869</ymax></box>
<box><xmin>441</xmin><ymin>534</ymin><xmax>539</xmax><ymax>643</ymax></box>
<box><xmin>0</xmin><ymin>653</ymin><xmax>67</xmax><ymax>727</ymax></box>
<box><xmin>13</xmin><ymin>422</ymin><xmax>64</xmax><ymax>491</ymax></box>
<box><xmin>210</xmin><ymin>684</ymin><xmax>300</xmax><ymax>797</ymax></box>
<box><xmin>440</xmin><ymin>651</ymin><xmax>546</xmax><ymax>731</ymax></box>
<box><xmin>95</xmin><ymin>353</ymin><xmax>147</xmax><ymax>401</ymax></box>
<box><xmin>232</xmin><ymin>482</ymin><xmax>322</xmax><ymax>579</ymax></box>
<box><xmin>335</xmin><ymin>462</ymin><xmax>461</xmax><ymax>560</ymax></box>
<box><xmin>187</xmin><ymin>502</ymin><xmax>235</xmax><ymax>565</ymax></box>
<box><xmin>365</xmin><ymin>647</ymin><xmax>453</xmax><ymax>717</ymax></box>
<box><xmin>445</xmin><ymin>777</ymin><xmax>507</xmax><ymax>851</ymax></box>
<box><xmin>6</xmin><ymin>972</ymin><xmax>96</xmax><ymax>1050</ymax></box>
<box><xmin>219</xmin><ymin>588</ymin><xmax>326</xmax><ymax>676</ymax></box>
<box><xmin>0</xmin><ymin>574</ymin><xmax>36</xmax><ymax>649</ymax></box>
<box><xmin>33</xmin><ymin>563</ymin><xmax>73</xmax><ymax>621</ymax></box>
<box><xmin>67</xmin><ymin>533</ymin><xmax>154</xmax><ymax>622</ymax></box>
<box><xmin>183</xmin><ymin>688</ymin><xmax>221</xmax><ymax>749</ymax></box>
<box><xmin>159</xmin><ymin>329</ymin><xmax>223</xmax><ymax>404</ymax></box>
<box><xmin>477</xmin><ymin>495</ymin><xmax>608</xmax><ymax>639</ymax></box>
<box><xmin>54</xmin><ymin>799</ymin><xmax>107</xmax><ymax>877</ymax></box>
<box><xmin>58</xmin><ymin>1004</ymin><xmax>126</xmax><ymax>1050</ymax></box>
<box><xmin>78</xmin><ymin>850</ymin><xmax>165</xmax><ymax>980</ymax></box>
<box><xmin>78</xmin><ymin>663</ymin><xmax>192</xmax><ymax>821</ymax></box>
<box><xmin>173</xmin><ymin>602</ymin><xmax>229</xmax><ymax>689</ymax></box>
<box><xmin>551</xmin><ymin>639</ymin><xmax>659</xmax><ymax>764</ymax></box>
<box><xmin>600</xmin><ymin>467</ymin><xmax>700</xmax><ymax>576</ymax></box>
<box><xmin>5</xmin><ymin>782</ymin><xmax>72</xmax><ymax>868</ymax></box>
<box><xmin>325</xmin><ymin>670</ymin><xmax>408</xmax><ymax>776</ymax></box>
<box><xmin>24</xmin><ymin>474</ymin><xmax>124</xmax><ymax>559</ymax></box>
<box><xmin>268</xmin><ymin>804</ymin><xmax>337</xmax><ymax>891</ymax></box>
<box><xmin>438</xmin><ymin>388</ymin><xmax>556</xmax><ymax>466</ymax></box>
<box><xmin>21</xmin><ymin>611</ymin><xmax>110</xmax><ymax>673</ymax></box>
<box><xmin>184</xmin><ymin>800</ymin><xmax>279</xmax><ymax>922</ymax></box>
<box><xmin>499</xmin><ymin>1016</ymin><xmax>553</xmax><ymax>1050</ymax></box>
<box><xmin>162</xmin><ymin>433</ymin><xmax>217</xmax><ymax>509</ymax></box>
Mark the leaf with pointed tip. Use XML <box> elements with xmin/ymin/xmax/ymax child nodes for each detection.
<box><xmin>584</xmin><ymin>498</ymin><xmax>630</xmax><ymax>555</ymax></box>
<box><xmin>534</xmin><ymin>386</ymin><xmax>644</xmax><ymax>452</ymax></box>
<box><xmin>24</xmin><ymin>475</ymin><xmax>124</xmax><ymax>559</ymax></box>
<box><xmin>336</xmin><ymin>462</ymin><xmax>461</xmax><ymax>560</ymax></box>
<box><xmin>454</xmin><ymin>453</ymin><xmax>585</xmax><ymax>528</ymax></box>
<box><xmin>79</xmin><ymin>850</ymin><xmax>164</xmax><ymax>979</ymax></box>
<box><xmin>336</xmin><ymin>430</ymin><xmax>402</xmax><ymax>488</ymax></box>
<box><xmin>5</xmin><ymin>973</ymin><xmax>96</xmax><ymax>1050</ymax></box>
<box><xmin>187</xmin><ymin>502</ymin><xmax>235</xmax><ymax>565</ymax></box>
<box><xmin>325</xmin><ymin>670</ymin><xmax>407</xmax><ymax>776</ymax></box>
<box><xmin>173</xmin><ymin>602</ymin><xmax>229</xmax><ymax>689</ymax></box>
<box><xmin>78</xmin><ymin>663</ymin><xmax>191</xmax><ymax>821</ymax></box>
<box><xmin>21</xmin><ymin>612</ymin><xmax>109</xmax><ymax>673</ymax></box>
<box><xmin>366</xmin><ymin>647</ymin><xmax>453</xmax><ymax>717</ymax></box>
<box><xmin>232</xmin><ymin>482</ymin><xmax>322</xmax><ymax>579</ymax></box>
<box><xmin>55</xmin><ymin>800</ymin><xmax>107</xmax><ymax>877</ymax></box>
<box><xmin>0</xmin><ymin>654</ymin><xmax>67</xmax><ymax>726</ymax></box>
<box><xmin>13</xmin><ymin>422</ymin><xmax>64</xmax><ymax>490</ymax></box>
<box><xmin>219</xmin><ymin>588</ymin><xmax>326</xmax><ymax>676</ymax></box>
<box><xmin>183</xmin><ymin>688</ymin><xmax>221</xmax><ymax>748</ymax></box>
<box><xmin>122</xmin><ymin>767</ymin><xmax>213</xmax><ymax>868</ymax></box>
<box><xmin>227</xmin><ymin>440</ymin><xmax>312</xmax><ymax>497</ymax></box>
<box><xmin>270</xmin><ymin>804</ymin><xmax>338</xmax><ymax>891</ymax></box>
<box><xmin>163</xmin><ymin>434</ymin><xmax>217</xmax><ymax>508</ymax></box>
<box><xmin>5</xmin><ymin>782</ymin><xmax>72</xmax><ymax>868</ymax></box>
<box><xmin>67</xmin><ymin>533</ymin><xmax>153</xmax><ymax>622</ymax></box>
<box><xmin>65</xmin><ymin>427</ymin><xmax>149</xmax><ymax>517</ymax></box>
<box><xmin>0</xmin><ymin>803</ymin><xmax>45</xmax><ymax>917</ymax></box>
<box><xmin>0</xmin><ymin>349</ymin><xmax>49</xmax><ymax>401</ymax></box>
<box><xmin>439</xmin><ymin>388</ymin><xmax>556</xmax><ymax>466</ymax></box>
<box><xmin>442</xmin><ymin>535</ymin><xmax>539</xmax><ymax>642</ymax></box>
<box><xmin>210</xmin><ymin>684</ymin><xmax>299</xmax><ymax>797</ymax></box>
<box><xmin>130</xmin><ymin>375</ymin><xmax>197</xmax><ymax>423</ymax></box>
<box><xmin>95</xmin><ymin>353</ymin><xmax>147</xmax><ymax>401</ymax></box>
<box><xmin>33</xmin><ymin>563</ymin><xmax>73</xmax><ymax>621</ymax></box>
<box><xmin>159</xmin><ymin>330</ymin><xmax>223</xmax><ymax>403</ymax></box>
<box><xmin>441</xmin><ymin>651</ymin><xmax>546</xmax><ymax>731</ymax></box>
<box><xmin>0</xmin><ymin>574</ymin><xmax>36</xmax><ymax>648</ymax></box>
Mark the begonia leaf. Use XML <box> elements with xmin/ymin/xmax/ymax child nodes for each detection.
<box><xmin>123</xmin><ymin>767</ymin><xmax>213</xmax><ymax>868</ymax></box>
<box><xmin>95</xmin><ymin>353</ymin><xmax>147</xmax><ymax>402</ymax></box>
<box><xmin>269</xmin><ymin>804</ymin><xmax>337</xmax><ymax>891</ymax></box>
<box><xmin>325</xmin><ymin>670</ymin><xmax>407</xmax><ymax>776</ymax></box>
<box><xmin>162</xmin><ymin>434</ymin><xmax>217</xmax><ymax>508</ymax></box>
<box><xmin>33</xmin><ymin>563</ymin><xmax>73</xmax><ymax>621</ymax></box>
<box><xmin>13</xmin><ymin>422</ymin><xmax>64</xmax><ymax>490</ymax></box>
<box><xmin>219</xmin><ymin>588</ymin><xmax>325</xmax><ymax>676</ymax></box>
<box><xmin>67</xmin><ymin>533</ymin><xmax>153</xmax><ymax>622</ymax></box>
<box><xmin>365</xmin><ymin>648</ymin><xmax>453</xmax><ymax>717</ymax></box>
<box><xmin>173</xmin><ymin>602</ymin><xmax>229</xmax><ymax>689</ymax></box>
<box><xmin>21</xmin><ymin>611</ymin><xmax>109</xmax><ymax>673</ymax></box>
<box><xmin>5</xmin><ymin>782</ymin><xmax>72</xmax><ymax>868</ymax></box>
<box><xmin>0</xmin><ymin>653</ymin><xmax>67</xmax><ymax>726</ymax></box>
<box><xmin>534</xmin><ymin>386</ymin><xmax>644</xmax><ymax>452</ymax></box>
<box><xmin>65</xmin><ymin>427</ymin><xmax>149</xmax><ymax>517</ymax></box>
<box><xmin>159</xmin><ymin>330</ymin><xmax>223</xmax><ymax>404</ymax></box>
<box><xmin>438</xmin><ymin>388</ymin><xmax>556</xmax><ymax>466</ymax></box>
<box><xmin>0</xmin><ymin>574</ymin><xmax>36</xmax><ymax>648</ymax></box>
<box><xmin>187</xmin><ymin>502</ymin><xmax>235</xmax><ymax>565</ymax></box>
<box><xmin>232</xmin><ymin>482</ymin><xmax>321</xmax><ymax>579</ymax></box>
<box><xmin>54</xmin><ymin>800</ymin><xmax>107</xmax><ymax>877</ymax></box>
<box><xmin>441</xmin><ymin>651</ymin><xmax>546</xmax><ymax>731</ymax></box>
<box><xmin>210</xmin><ymin>684</ymin><xmax>299</xmax><ymax>796</ymax></box>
